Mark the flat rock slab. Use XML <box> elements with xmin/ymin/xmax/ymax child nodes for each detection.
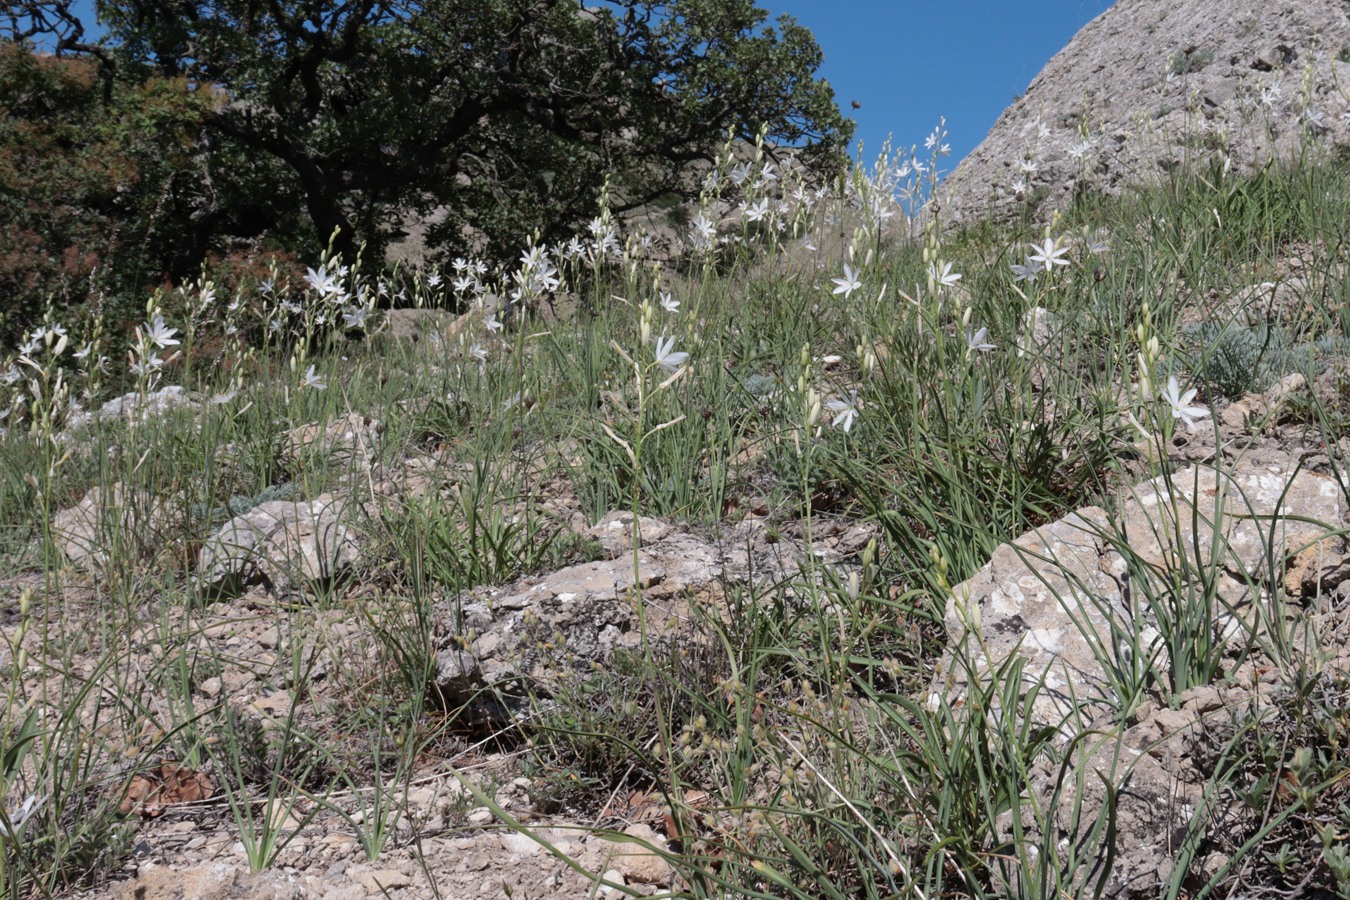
<box><xmin>434</xmin><ymin>520</ymin><xmax>801</xmax><ymax>717</ymax></box>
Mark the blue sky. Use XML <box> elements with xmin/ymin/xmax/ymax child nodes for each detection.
<box><xmin>767</xmin><ymin>0</ymin><xmax>1115</xmax><ymax>169</ymax></box>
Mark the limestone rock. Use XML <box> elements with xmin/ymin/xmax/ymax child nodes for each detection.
<box><xmin>196</xmin><ymin>493</ymin><xmax>362</xmax><ymax>599</ymax></box>
<box><xmin>587</xmin><ymin>510</ymin><xmax>672</xmax><ymax>554</ymax></box>
<box><xmin>380</xmin><ymin>308</ymin><xmax>471</xmax><ymax>343</ymax></box>
<box><xmin>62</xmin><ymin>385</ymin><xmax>204</xmax><ymax>437</ymax></box>
<box><xmin>282</xmin><ymin>413</ymin><xmax>383</xmax><ymax>468</ymax></box>
<box><xmin>51</xmin><ymin>482</ymin><xmax>182</xmax><ymax>572</ymax></box>
<box><xmin>1219</xmin><ymin>372</ymin><xmax>1306</xmax><ymax>431</ymax></box>
<box><xmin>599</xmin><ymin>824</ymin><xmax>674</xmax><ymax>886</ymax></box>
<box><xmin>939</xmin><ymin>453</ymin><xmax>1346</xmax><ymax>727</ymax></box>
<box><xmin>940</xmin><ymin>0</ymin><xmax>1350</xmax><ymax>227</ymax></box>
<box><xmin>432</xmin><ymin>520</ymin><xmax>801</xmax><ymax>718</ymax></box>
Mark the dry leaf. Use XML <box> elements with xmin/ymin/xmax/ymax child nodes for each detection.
<box><xmin>120</xmin><ymin>763</ymin><xmax>215</xmax><ymax>818</ymax></box>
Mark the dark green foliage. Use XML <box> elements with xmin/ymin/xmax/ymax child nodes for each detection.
<box><xmin>86</xmin><ymin>0</ymin><xmax>851</xmax><ymax>264</ymax></box>
<box><xmin>0</xmin><ymin>45</ymin><xmax>202</xmax><ymax>340</ymax></box>
<box><xmin>0</xmin><ymin>40</ymin><xmax>309</xmax><ymax>345</ymax></box>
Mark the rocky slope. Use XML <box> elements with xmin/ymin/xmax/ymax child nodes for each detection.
<box><xmin>939</xmin><ymin>0</ymin><xmax>1350</xmax><ymax>225</ymax></box>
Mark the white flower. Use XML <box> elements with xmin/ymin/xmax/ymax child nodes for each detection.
<box><xmin>653</xmin><ymin>335</ymin><xmax>689</xmax><ymax>374</ymax></box>
<box><xmin>304</xmin><ymin>265</ymin><xmax>342</xmax><ymax>297</ymax></box>
<box><xmin>483</xmin><ymin>311</ymin><xmax>502</xmax><ymax>333</ymax></box>
<box><xmin>1067</xmin><ymin>138</ymin><xmax>1096</xmax><ymax>160</ymax></box>
<box><xmin>826</xmin><ymin>391</ymin><xmax>859</xmax><ymax>432</ymax></box>
<box><xmin>659</xmin><ymin>291</ymin><xmax>680</xmax><ymax>314</ymax></box>
<box><xmin>1011</xmin><ymin>259</ymin><xmax>1041</xmax><ymax>282</ymax></box>
<box><xmin>1028</xmin><ymin>237</ymin><xmax>1070</xmax><ymax>270</ymax></box>
<box><xmin>929</xmin><ymin>260</ymin><xmax>962</xmax><ymax>289</ymax></box>
<box><xmin>342</xmin><ymin>306</ymin><xmax>369</xmax><ymax>330</ymax></box>
<box><xmin>130</xmin><ymin>354</ymin><xmax>165</xmax><ymax>377</ymax></box>
<box><xmin>924</xmin><ymin>129</ymin><xmax>951</xmax><ymax>155</ymax></box>
<box><xmin>1162</xmin><ymin>376</ymin><xmax>1207</xmax><ymax>431</ymax></box>
<box><xmin>965</xmin><ymin>326</ymin><xmax>995</xmax><ymax>354</ymax></box>
<box><xmin>470</xmin><ymin>343</ymin><xmax>488</xmax><ymax>363</ymax></box>
<box><xmin>2</xmin><ymin>793</ymin><xmax>46</xmax><ymax>841</ymax></box>
<box><xmin>692</xmin><ymin>214</ymin><xmax>717</xmax><ymax>242</ymax></box>
<box><xmin>831</xmin><ymin>264</ymin><xmax>862</xmax><ymax>299</ymax></box>
<box><xmin>144</xmin><ymin>314</ymin><xmax>180</xmax><ymax>349</ymax></box>
<box><xmin>303</xmin><ymin>365</ymin><xmax>326</xmax><ymax>391</ymax></box>
<box><xmin>743</xmin><ymin>197</ymin><xmax>770</xmax><ymax>222</ymax></box>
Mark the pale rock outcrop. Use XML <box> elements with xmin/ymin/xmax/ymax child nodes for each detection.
<box><xmin>940</xmin><ymin>0</ymin><xmax>1350</xmax><ymax>226</ymax></box>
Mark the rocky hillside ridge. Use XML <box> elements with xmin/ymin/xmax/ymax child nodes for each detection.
<box><xmin>939</xmin><ymin>0</ymin><xmax>1350</xmax><ymax>225</ymax></box>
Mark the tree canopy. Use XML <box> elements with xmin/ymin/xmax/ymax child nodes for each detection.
<box><xmin>5</xmin><ymin>0</ymin><xmax>851</xmax><ymax>267</ymax></box>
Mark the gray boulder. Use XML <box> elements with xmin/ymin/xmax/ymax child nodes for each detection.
<box><xmin>196</xmin><ymin>493</ymin><xmax>363</xmax><ymax>599</ymax></box>
<box><xmin>939</xmin><ymin>452</ymin><xmax>1345</xmax><ymax>727</ymax></box>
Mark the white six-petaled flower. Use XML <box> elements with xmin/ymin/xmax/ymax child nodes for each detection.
<box><xmin>342</xmin><ymin>306</ymin><xmax>369</xmax><ymax>330</ymax></box>
<box><xmin>965</xmin><ymin>326</ymin><xmax>995</xmax><ymax>354</ymax></box>
<box><xmin>304</xmin><ymin>265</ymin><xmax>341</xmax><ymax>297</ymax></box>
<box><xmin>930</xmin><ymin>260</ymin><xmax>962</xmax><ymax>289</ymax></box>
<box><xmin>303</xmin><ymin>365</ymin><xmax>327</xmax><ymax>391</ymax></box>
<box><xmin>1028</xmin><ymin>237</ymin><xmax>1071</xmax><ymax>270</ymax></box>
<box><xmin>145</xmin><ymin>314</ymin><xmax>180</xmax><ymax>349</ymax></box>
<box><xmin>832</xmin><ymin>264</ymin><xmax>862</xmax><ymax>299</ymax></box>
<box><xmin>1010</xmin><ymin>259</ymin><xmax>1042</xmax><ymax>282</ymax></box>
<box><xmin>653</xmin><ymin>336</ymin><xmax>689</xmax><ymax>374</ymax></box>
<box><xmin>826</xmin><ymin>391</ymin><xmax>859</xmax><ymax>432</ymax></box>
<box><xmin>1161</xmin><ymin>375</ymin><xmax>1208</xmax><ymax>431</ymax></box>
